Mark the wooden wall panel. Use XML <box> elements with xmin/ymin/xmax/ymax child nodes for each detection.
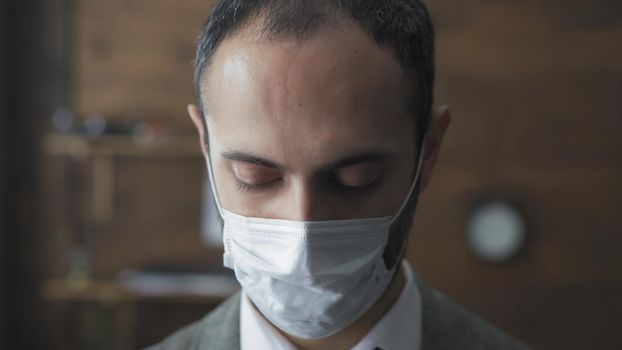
<box><xmin>73</xmin><ymin>0</ymin><xmax>217</xmax><ymax>121</ymax></box>
<box><xmin>406</xmin><ymin>1</ymin><xmax>622</xmax><ymax>348</ymax></box>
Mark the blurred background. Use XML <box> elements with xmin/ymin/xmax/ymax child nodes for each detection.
<box><xmin>1</xmin><ymin>0</ymin><xmax>621</xmax><ymax>349</ymax></box>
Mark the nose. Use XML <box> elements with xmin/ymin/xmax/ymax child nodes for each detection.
<box><xmin>282</xmin><ymin>179</ymin><xmax>327</xmax><ymax>221</ymax></box>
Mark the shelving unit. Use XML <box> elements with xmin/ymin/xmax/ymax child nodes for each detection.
<box><xmin>40</xmin><ymin>132</ymin><xmax>221</xmax><ymax>349</ymax></box>
<box><xmin>42</xmin><ymin>133</ymin><xmax>203</xmax><ymax>222</ymax></box>
<box><xmin>43</xmin><ymin>133</ymin><xmax>202</xmax><ymax>158</ymax></box>
<box><xmin>42</xmin><ymin>278</ymin><xmax>232</xmax><ymax>350</ymax></box>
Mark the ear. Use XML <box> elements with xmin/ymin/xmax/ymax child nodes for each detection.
<box><xmin>419</xmin><ymin>105</ymin><xmax>451</xmax><ymax>193</ymax></box>
<box><xmin>187</xmin><ymin>104</ymin><xmax>209</xmax><ymax>155</ymax></box>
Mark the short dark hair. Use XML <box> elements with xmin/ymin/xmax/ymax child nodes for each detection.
<box><xmin>194</xmin><ymin>0</ymin><xmax>435</xmax><ymax>141</ymax></box>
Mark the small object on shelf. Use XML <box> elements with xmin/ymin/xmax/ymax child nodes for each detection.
<box><xmin>84</xmin><ymin>113</ymin><xmax>107</xmax><ymax>137</ymax></box>
<box><xmin>132</xmin><ymin>119</ymin><xmax>172</xmax><ymax>145</ymax></box>
<box><xmin>51</xmin><ymin>106</ymin><xmax>76</xmax><ymax>133</ymax></box>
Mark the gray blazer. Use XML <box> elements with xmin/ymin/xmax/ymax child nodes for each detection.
<box><xmin>147</xmin><ymin>276</ymin><xmax>532</xmax><ymax>350</ymax></box>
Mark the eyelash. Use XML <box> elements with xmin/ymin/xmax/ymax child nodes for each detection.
<box><xmin>234</xmin><ymin>177</ymin><xmax>381</xmax><ymax>194</ymax></box>
<box><xmin>235</xmin><ymin>179</ymin><xmax>277</xmax><ymax>193</ymax></box>
<box><xmin>327</xmin><ymin>176</ymin><xmax>381</xmax><ymax>193</ymax></box>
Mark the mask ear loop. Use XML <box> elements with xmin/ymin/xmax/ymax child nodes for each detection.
<box><xmin>384</xmin><ymin>140</ymin><xmax>426</xmax><ymax>271</ymax></box>
<box><xmin>389</xmin><ymin>143</ymin><xmax>426</xmax><ymax>227</ymax></box>
<box><xmin>204</xmin><ymin>128</ymin><xmax>224</xmax><ymax>219</ymax></box>
<box><xmin>204</xmin><ymin>129</ymin><xmax>239</xmax><ymax>268</ymax></box>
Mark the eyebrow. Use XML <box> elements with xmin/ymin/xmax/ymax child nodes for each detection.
<box><xmin>221</xmin><ymin>151</ymin><xmax>394</xmax><ymax>174</ymax></box>
<box><xmin>221</xmin><ymin>151</ymin><xmax>286</xmax><ymax>170</ymax></box>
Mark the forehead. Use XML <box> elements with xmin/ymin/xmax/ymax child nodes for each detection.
<box><xmin>203</xmin><ymin>19</ymin><xmax>416</xmax><ymax>166</ymax></box>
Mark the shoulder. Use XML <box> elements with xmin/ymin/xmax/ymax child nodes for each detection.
<box><xmin>417</xmin><ymin>280</ymin><xmax>533</xmax><ymax>350</ymax></box>
<box><xmin>144</xmin><ymin>292</ymin><xmax>242</xmax><ymax>350</ymax></box>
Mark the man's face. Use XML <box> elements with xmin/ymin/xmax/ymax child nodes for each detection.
<box><xmin>200</xmin><ymin>21</ymin><xmax>420</xmax><ymax>221</ymax></box>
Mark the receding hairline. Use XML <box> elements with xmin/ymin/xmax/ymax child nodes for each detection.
<box><xmin>199</xmin><ymin>13</ymin><xmax>407</xmax><ymax>111</ymax></box>
<box><xmin>193</xmin><ymin>0</ymin><xmax>435</xmax><ymax>144</ymax></box>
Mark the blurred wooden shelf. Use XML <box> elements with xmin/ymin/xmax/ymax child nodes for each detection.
<box><xmin>41</xmin><ymin>278</ymin><xmax>232</xmax><ymax>350</ymax></box>
<box><xmin>41</xmin><ymin>279</ymin><xmax>231</xmax><ymax>304</ymax></box>
<box><xmin>42</xmin><ymin>133</ymin><xmax>203</xmax><ymax>158</ymax></box>
<box><xmin>41</xmin><ymin>133</ymin><xmax>205</xmax><ymax>222</ymax></box>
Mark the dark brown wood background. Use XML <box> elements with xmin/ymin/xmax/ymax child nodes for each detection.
<box><xmin>7</xmin><ymin>0</ymin><xmax>621</xmax><ymax>349</ymax></box>
<box><xmin>412</xmin><ymin>1</ymin><xmax>622</xmax><ymax>349</ymax></box>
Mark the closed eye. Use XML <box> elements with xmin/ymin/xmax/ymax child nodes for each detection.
<box><xmin>330</xmin><ymin>162</ymin><xmax>387</xmax><ymax>191</ymax></box>
<box><xmin>232</xmin><ymin>162</ymin><xmax>282</xmax><ymax>189</ymax></box>
<box><xmin>234</xmin><ymin>178</ymin><xmax>281</xmax><ymax>192</ymax></box>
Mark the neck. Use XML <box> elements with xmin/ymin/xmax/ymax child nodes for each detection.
<box><xmin>280</xmin><ymin>263</ymin><xmax>406</xmax><ymax>350</ymax></box>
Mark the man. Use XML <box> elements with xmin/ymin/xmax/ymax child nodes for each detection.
<box><xmin>150</xmin><ymin>0</ymin><xmax>531</xmax><ymax>349</ymax></box>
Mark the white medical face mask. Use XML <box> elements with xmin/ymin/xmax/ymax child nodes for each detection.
<box><xmin>206</xmin><ymin>145</ymin><xmax>425</xmax><ymax>339</ymax></box>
